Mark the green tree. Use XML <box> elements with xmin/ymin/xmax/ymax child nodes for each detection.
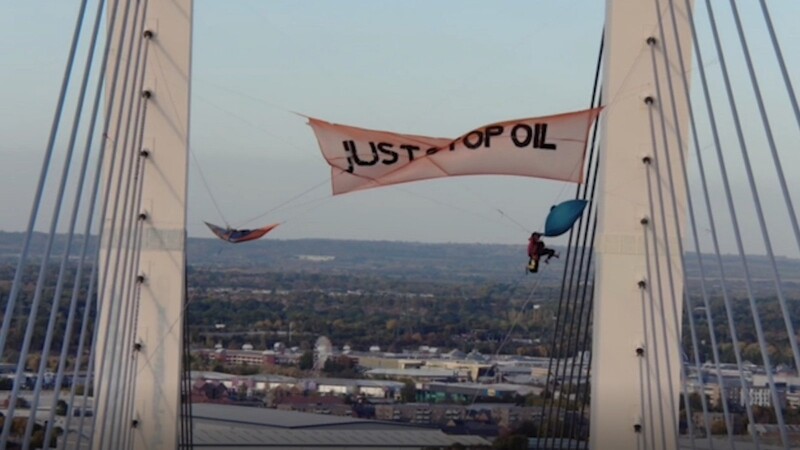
<box><xmin>31</xmin><ymin>429</ymin><xmax>56</xmax><ymax>449</ymax></box>
<box><xmin>56</xmin><ymin>399</ymin><xmax>68</xmax><ymax>416</ymax></box>
<box><xmin>679</xmin><ymin>392</ymin><xmax>704</xmax><ymax>412</ymax></box>
<box><xmin>492</xmin><ymin>434</ymin><xmax>527</xmax><ymax>449</ymax></box>
<box><xmin>26</xmin><ymin>354</ymin><xmax>41</xmax><ymax>372</ymax></box>
<box><xmin>11</xmin><ymin>416</ymin><xmax>28</xmax><ymax>436</ymax></box>
<box><xmin>74</xmin><ymin>384</ymin><xmax>93</xmax><ymax>397</ymax></box>
<box><xmin>400</xmin><ymin>379</ymin><xmax>416</xmax><ymax>403</ymax></box>
<box><xmin>710</xmin><ymin>420</ymin><xmax>727</xmax><ymax>435</ymax></box>
<box><xmin>299</xmin><ymin>351</ymin><xmax>314</xmax><ymax>370</ymax></box>
<box><xmin>752</xmin><ymin>405</ymin><xmax>777</xmax><ymax>424</ymax></box>
<box><xmin>323</xmin><ymin>356</ymin><xmax>358</xmax><ymax>378</ymax></box>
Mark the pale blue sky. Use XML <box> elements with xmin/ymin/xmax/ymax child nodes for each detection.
<box><xmin>1</xmin><ymin>1</ymin><xmax>799</xmax><ymax>256</ymax></box>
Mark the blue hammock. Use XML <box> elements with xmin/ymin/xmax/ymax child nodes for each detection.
<box><xmin>544</xmin><ymin>200</ymin><xmax>588</xmax><ymax>237</ymax></box>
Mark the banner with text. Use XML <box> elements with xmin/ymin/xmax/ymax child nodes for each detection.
<box><xmin>309</xmin><ymin>107</ymin><xmax>602</xmax><ymax>195</ymax></box>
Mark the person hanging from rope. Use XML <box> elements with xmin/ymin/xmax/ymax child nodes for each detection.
<box><xmin>527</xmin><ymin>232</ymin><xmax>558</xmax><ymax>273</ymax></box>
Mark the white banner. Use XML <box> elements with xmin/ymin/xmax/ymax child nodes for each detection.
<box><xmin>309</xmin><ymin>107</ymin><xmax>602</xmax><ymax>195</ymax></box>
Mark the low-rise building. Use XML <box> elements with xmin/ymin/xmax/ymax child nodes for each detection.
<box><xmin>738</xmin><ymin>383</ymin><xmax>788</xmax><ymax>409</ymax></box>
<box><xmin>210</xmin><ymin>348</ymin><xmax>277</xmax><ymax>367</ymax></box>
<box><xmin>417</xmin><ymin>382</ymin><xmax>540</xmax><ymax>403</ymax></box>
<box><xmin>424</xmin><ymin>359</ymin><xmax>493</xmax><ymax>382</ymax></box>
<box><xmin>250</xmin><ymin>374</ymin><xmax>298</xmax><ymax>392</ymax></box>
<box><xmin>313</xmin><ymin>378</ymin><xmax>404</xmax><ymax>399</ymax></box>
<box><xmin>365</xmin><ymin>367</ymin><xmax>457</xmax><ymax>383</ymax></box>
<box><xmin>354</xmin><ymin>353</ymin><xmax>424</xmax><ymax>370</ymax></box>
<box><xmin>374</xmin><ymin>403</ymin><xmax>542</xmax><ymax>430</ymax></box>
<box><xmin>191</xmin><ymin>403</ymin><xmax>491</xmax><ymax>448</ymax></box>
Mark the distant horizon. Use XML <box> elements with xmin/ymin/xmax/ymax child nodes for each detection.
<box><xmin>1</xmin><ymin>229</ymin><xmax>799</xmax><ymax>262</ymax></box>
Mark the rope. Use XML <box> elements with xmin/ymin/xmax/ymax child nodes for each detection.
<box><xmin>59</xmin><ymin>261</ymin><xmax>99</xmax><ymax>450</ymax></box>
<box><xmin>646</xmin><ymin>28</ymin><xmax>704</xmax><ymax>445</ymax></box>
<box><xmin>461</xmin><ymin>274</ymin><xmax>543</xmax><ymax>410</ymax></box>
<box><xmin>653</xmin><ymin>0</ymin><xmax>717</xmax><ymax>443</ymax></box>
<box><xmin>727</xmin><ymin>0</ymin><xmax>800</xmax><ymax>376</ymax></box>
<box><xmin>536</xmin><ymin>198</ymin><xmax>579</xmax><ymax>447</ymax></box>
<box><xmin>728</xmin><ymin>0</ymin><xmax>800</xmax><ymax>264</ymax></box>
<box><xmin>194</xmin><ymin>78</ymin><xmax>587</xmax><ymax>238</ymax></box>
<box><xmin>239</xmin><ymin>170</ymin><xmax>535</xmax><ymax>238</ymax></box>
<box><xmin>757</xmin><ymin>0</ymin><xmax>800</xmax><ymax>132</ymax></box>
<box><xmin>180</xmin><ymin>265</ymin><xmax>195</xmax><ymax>449</ymax></box>
<box><xmin>536</xmin><ymin>32</ymin><xmax>603</xmax><ymax>449</ymax></box>
<box><xmin>85</xmin><ymin>0</ymin><xmax>137</xmax><ymax>440</ymax></box>
<box><xmin>686</xmin><ymin>0</ymin><xmax>769</xmax><ymax>445</ymax></box>
<box><xmin>640</xmin><ymin>284</ymin><xmax>657</xmax><ymax>450</ymax></box>
<box><xmin>494</xmin><ymin>208</ymin><xmax>532</xmax><ymax>234</ymax></box>
<box><xmin>491</xmin><ymin>277</ymin><xmax>544</xmax><ymax>358</ymax></box>
<box><xmin>76</xmin><ymin>309</ymin><xmax>98</xmax><ymax>450</ymax></box>
<box><xmin>96</xmin><ymin>135</ymin><xmax>139</xmax><ymax>449</ymax></box>
<box><xmin>573</xmin><ymin>275</ymin><xmax>596</xmax><ymax>449</ymax></box>
<box><xmin>93</xmin><ymin>1</ymin><xmax>146</xmax><ymax>445</ymax></box>
<box><xmin>22</xmin><ymin>0</ymin><xmax>109</xmax><ymax>445</ymax></box>
<box><xmin>551</xmin><ymin>117</ymin><xmax>601</xmax><ymax>443</ymax></box>
<box><xmin>0</xmin><ymin>0</ymin><xmax>90</xmax><ymax>368</ymax></box>
<box><xmin>643</xmin><ymin>108</ymin><xmax>681</xmax><ymax>449</ymax></box>
<box><xmin>572</xmin><ymin>95</ymin><xmax>603</xmax><ymax>450</ymax></box>
<box><xmin>116</xmin><ymin>32</ymin><xmax>153</xmax><ymax>446</ymax></box>
<box><xmin>237</xmin><ymin>178</ymin><xmax>329</xmax><ymax>227</ymax></box>
<box><xmin>641</xmin><ymin>203</ymin><xmax>669</xmax><ymax>450</ymax></box>
<box><xmin>101</xmin><ymin>56</ymin><xmax>150</xmax><ymax>450</ymax></box>
<box><xmin>193</xmin><ymin>93</ymin><xmax>315</xmax><ymax>158</ymax></box>
<box><xmin>48</xmin><ymin>0</ymin><xmax>124</xmax><ymax>443</ymax></box>
<box><xmin>63</xmin><ymin>1</ymin><xmax>138</xmax><ymax>446</ymax></box>
<box><xmin>191</xmin><ymin>149</ymin><xmax>229</xmax><ymax>226</ymax></box>
<box><xmin>390</xmin><ymin>184</ymin><xmax>530</xmax><ymax>235</ymax></box>
<box><xmin>704</xmin><ymin>1</ymin><xmax>790</xmax><ymax>445</ymax></box>
<box><xmin>0</xmin><ymin>2</ymin><xmax>93</xmax><ymax>446</ymax></box>
<box><xmin>668</xmin><ymin>0</ymin><xmax>740</xmax><ymax>444</ymax></box>
<box><xmin>117</xmin><ymin>150</ymin><xmax>149</xmax><ymax>449</ymax></box>
<box><xmin>563</xmin><ymin>192</ymin><xmax>601</xmax><ymax>444</ymax></box>
<box><xmin>59</xmin><ymin>47</ymin><xmax>131</xmax><ymax>440</ymax></box>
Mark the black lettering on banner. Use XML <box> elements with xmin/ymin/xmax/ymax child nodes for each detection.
<box><xmin>399</xmin><ymin>144</ymin><xmax>421</xmax><ymax>161</ymax></box>
<box><xmin>449</xmin><ymin>141</ymin><xmax>456</xmax><ymax>151</ymax></box>
<box><xmin>343</xmin><ymin>141</ymin><xmax>355</xmax><ymax>173</ymax></box>
<box><xmin>350</xmin><ymin>141</ymin><xmax>379</xmax><ymax>166</ymax></box>
<box><xmin>484</xmin><ymin>125</ymin><xmax>503</xmax><ymax>147</ymax></box>
<box><xmin>342</xmin><ymin>140</ymin><xmax>380</xmax><ymax>173</ymax></box>
<box><xmin>533</xmin><ymin>123</ymin><xmax>542</xmax><ymax>148</ymax></box>
<box><xmin>377</xmin><ymin>142</ymin><xmax>399</xmax><ymax>164</ymax></box>
<box><xmin>464</xmin><ymin>130</ymin><xmax>483</xmax><ymax>149</ymax></box>
<box><xmin>539</xmin><ymin>123</ymin><xmax>557</xmax><ymax>150</ymax></box>
<box><xmin>511</xmin><ymin>123</ymin><xmax>532</xmax><ymax>147</ymax></box>
<box><xmin>426</xmin><ymin>147</ymin><xmax>439</xmax><ymax>155</ymax></box>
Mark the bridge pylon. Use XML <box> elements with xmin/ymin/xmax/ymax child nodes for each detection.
<box><xmin>96</xmin><ymin>1</ymin><xmax>193</xmax><ymax>448</ymax></box>
<box><xmin>591</xmin><ymin>1</ymin><xmax>694</xmax><ymax>449</ymax></box>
